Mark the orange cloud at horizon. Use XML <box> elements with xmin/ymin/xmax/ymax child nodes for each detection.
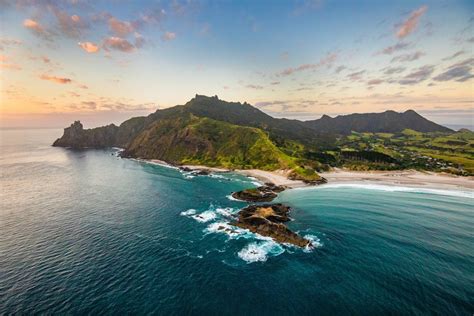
<box><xmin>39</xmin><ymin>74</ymin><xmax>72</xmax><ymax>84</ymax></box>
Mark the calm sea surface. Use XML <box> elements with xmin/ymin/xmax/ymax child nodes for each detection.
<box><xmin>1</xmin><ymin>129</ymin><xmax>473</xmax><ymax>315</ymax></box>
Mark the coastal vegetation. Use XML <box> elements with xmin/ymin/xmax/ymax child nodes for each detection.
<box><xmin>53</xmin><ymin>95</ymin><xmax>473</xmax><ymax>178</ymax></box>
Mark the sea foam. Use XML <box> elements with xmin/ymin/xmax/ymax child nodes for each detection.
<box><xmin>180</xmin><ymin>209</ymin><xmax>197</xmax><ymax>216</ymax></box>
<box><xmin>238</xmin><ymin>241</ymin><xmax>285</xmax><ymax>263</ymax></box>
<box><xmin>192</xmin><ymin>211</ymin><xmax>217</xmax><ymax>223</ymax></box>
<box><xmin>300</xmin><ymin>183</ymin><xmax>473</xmax><ymax>198</ymax></box>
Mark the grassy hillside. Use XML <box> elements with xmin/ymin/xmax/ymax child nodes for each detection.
<box><xmin>53</xmin><ymin>95</ymin><xmax>471</xmax><ymax>177</ymax></box>
<box><xmin>123</xmin><ymin>114</ymin><xmax>295</xmax><ymax>170</ymax></box>
<box><xmin>325</xmin><ymin>129</ymin><xmax>474</xmax><ymax>175</ymax></box>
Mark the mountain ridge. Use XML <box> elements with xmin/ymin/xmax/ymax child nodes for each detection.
<box><xmin>53</xmin><ymin>95</ymin><xmax>457</xmax><ymax>176</ymax></box>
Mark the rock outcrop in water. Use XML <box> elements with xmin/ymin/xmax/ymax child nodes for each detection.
<box><xmin>231</xmin><ymin>182</ymin><xmax>286</xmax><ymax>202</ymax></box>
<box><xmin>52</xmin><ymin>121</ymin><xmax>120</xmax><ymax>148</ymax></box>
<box><xmin>231</xmin><ymin>203</ymin><xmax>311</xmax><ymax>247</ymax></box>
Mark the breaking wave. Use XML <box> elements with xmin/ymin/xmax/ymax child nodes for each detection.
<box><xmin>301</xmin><ymin>183</ymin><xmax>473</xmax><ymax>198</ymax></box>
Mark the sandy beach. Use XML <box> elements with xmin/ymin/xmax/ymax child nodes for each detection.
<box><xmin>318</xmin><ymin>169</ymin><xmax>474</xmax><ymax>191</ymax></box>
<box><xmin>240</xmin><ymin>168</ymin><xmax>474</xmax><ymax>191</ymax></box>
<box><xmin>151</xmin><ymin>159</ymin><xmax>474</xmax><ymax>191</ymax></box>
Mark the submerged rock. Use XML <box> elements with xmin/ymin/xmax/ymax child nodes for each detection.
<box><xmin>231</xmin><ymin>203</ymin><xmax>311</xmax><ymax>248</ymax></box>
<box><xmin>231</xmin><ymin>183</ymin><xmax>287</xmax><ymax>202</ymax></box>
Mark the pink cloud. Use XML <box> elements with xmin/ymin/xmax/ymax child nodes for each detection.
<box><xmin>23</xmin><ymin>19</ymin><xmax>53</xmax><ymax>41</ymax></box>
<box><xmin>108</xmin><ymin>17</ymin><xmax>135</xmax><ymax>37</ymax></box>
<box><xmin>368</xmin><ymin>79</ymin><xmax>384</xmax><ymax>85</ymax></box>
<box><xmin>52</xmin><ymin>9</ymin><xmax>87</xmax><ymax>38</ymax></box>
<box><xmin>71</xmin><ymin>15</ymin><xmax>81</xmax><ymax>23</ymax></box>
<box><xmin>1</xmin><ymin>54</ymin><xmax>22</xmax><ymax>71</ymax></box>
<box><xmin>396</xmin><ymin>6</ymin><xmax>428</xmax><ymax>39</ymax></box>
<box><xmin>103</xmin><ymin>37</ymin><xmax>135</xmax><ymax>53</ymax></box>
<box><xmin>39</xmin><ymin>74</ymin><xmax>72</xmax><ymax>84</ymax></box>
<box><xmin>162</xmin><ymin>31</ymin><xmax>176</xmax><ymax>41</ymax></box>
<box><xmin>278</xmin><ymin>52</ymin><xmax>337</xmax><ymax>76</ymax></box>
<box><xmin>78</xmin><ymin>41</ymin><xmax>100</xmax><ymax>53</ymax></box>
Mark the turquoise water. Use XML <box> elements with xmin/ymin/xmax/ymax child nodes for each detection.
<box><xmin>1</xmin><ymin>129</ymin><xmax>473</xmax><ymax>315</ymax></box>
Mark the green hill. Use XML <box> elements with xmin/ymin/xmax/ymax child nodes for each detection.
<box><xmin>123</xmin><ymin>114</ymin><xmax>294</xmax><ymax>170</ymax></box>
<box><xmin>53</xmin><ymin>95</ymin><xmax>471</xmax><ymax>176</ymax></box>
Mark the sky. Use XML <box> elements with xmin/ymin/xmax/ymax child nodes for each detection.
<box><xmin>0</xmin><ymin>0</ymin><xmax>473</xmax><ymax>128</ymax></box>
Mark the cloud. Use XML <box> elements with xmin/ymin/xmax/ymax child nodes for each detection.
<box><xmin>433</xmin><ymin>66</ymin><xmax>473</xmax><ymax>82</ymax></box>
<box><xmin>396</xmin><ymin>5</ymin><xmax>428</xmax><ymax>39</ymax></box>
<box><xmin>81</xmin><ymin>101</ymin><xmax>97</xmax><ymax>110</ymax></box>
<box><xmin>0</xmin><ymin>38</ymin><xmax>22</xmax><ymax>50</ymax></box>
<box><xmin>23</xmin><ymin>19</ymin><xmax>54</xmax><ymax>41</ymax></box>
<box><xmin>52</xmin><ymin>9</ymin><xmax>88</xmax><ymax>38</ymax></box>
<box><xmin>292</xmin><ymin>0</ymin><xmax>323</xmax><ymax>16</ymax></box>
<box><xmin>399</xmin><ymin>65</ymin><xmax>434</xmax><ymax>85</ymax></box>
<box><xmin>378</xmin><ymin>42</ymin><xmax>410</xmax><ymax>55</ymax></box>
<box><xmin>383</xmin><ymin>66</ymin><xmax>406</xmax><ymax>74</ymax></box>
<box><xmin>78</xmin><ymin>41</ymin><xmax>100</xmax><ymax>53</ymax></box>
<box><xmin>368</xmin><ymin>79</ymin><xmax>384</xmax><ymax>85</ymax></box>
<box><xmin>140</xmin><ymin>7</ymin><xmax>166</xmax><ymax>25</ymax></box>
<box><xmin>162</xmin><ymin>31</ymin><xmax>176</xmax><ymax>41</ymax></box>
<box><xmin>433</xmin><ymin>58</ymin><xmax>474</xmax><ymax>82</ymax></box>
<box><xmin>449</xmin><ymin>58</ymin><xmax>474</xmax><ymax>68</ymax></box>
<box><xmin>0</xmin><ymin>58</ymin><xmax>22</xmax><ymax>70</ymax></box>
<box><xmin>335</xmin><ymin>65</ymin><xmax>346</xmax><ymax>73</ymax></box>
<box><xmin>442</xmin><ymin>50</ymin><xmax>465</xmax><ymax>61</ymax></box>
<box><xmin>347</xmin><ymin>70</ymin><xmax>365</xmax><ymax>81</ymax></box>
<box><xmin>246</xmin><ymin>84</ymin><xmax>264</xmax><ymax>90</ymax></box>
<box><xmin>391</xmin><ymin>51</ymin><xmax>425</xmax><ymax>62</ymax></box>
<box><xmin>278</xmin><ymin>52</ymin><xmax>337</xmax><ymax>76</ymax></box>
<box><xmin>103</xmin><ymin>37</ymin><xmax>135</xmax><ymax>53</ymax></box>
<box><xmin>39</xmin><ymin>74</ymin><xmax>72</xmax><ymax>84</ymax></box>
<box><xmin>134</xmin><ymin>33</ymin><xmax>146</xmax><ymax>48</ymax></box>
<box><xmin>108</xmin><ymin>17</ymin><xmax>136</xmax><ymax>37</ymax></box>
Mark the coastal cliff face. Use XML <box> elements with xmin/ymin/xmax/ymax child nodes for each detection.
<box><xmin>53</xmin><ymin>121</ymin><xmax>119</xmax><ymax>148</ymax></box>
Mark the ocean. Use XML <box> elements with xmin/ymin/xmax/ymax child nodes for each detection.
<box><xmin>1</xmin><ymin>129</ymin><xmax>473</xmax><ymax>315</ymax></box>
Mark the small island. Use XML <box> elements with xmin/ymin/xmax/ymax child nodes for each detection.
<box><xmin>231</xmin><ymin>182</ymin><xmax>286</xmax><ymax>202</ymax></box>
<box><xmin>231</xmin><ymin>204</ymin><xmax>311</xmax><ymax>248</ymax></box>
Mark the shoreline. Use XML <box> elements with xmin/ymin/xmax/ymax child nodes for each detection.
<box><xmin>139</xmin><ymin>158</ymin><xmax>474</xmax><ymax>192</ymax></box>
<box><xmin>318</xmin><ymin>168</ymin><xmax>474</xmax><ymax>191</ymax></box>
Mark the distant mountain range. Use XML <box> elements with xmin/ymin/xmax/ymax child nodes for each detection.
<box><xmin>53</xmin><ymin>95</ymin><xmax>454</xmax><ymax>174</ymax></box>
<box><xmin>304</xmin><ymin>109</ymin><xmax>452</xmax><ymax>134</ymax></box>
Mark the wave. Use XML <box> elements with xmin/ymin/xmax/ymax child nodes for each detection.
<box><xmin>215</xmin><ymin>207</ymin><xmax>235</xmax><ymax>217</ymax></box>
<box><xmin>303</xmin><ymin>234</ymin><xmax>323</xmax><ymax>253</ymax></box>
<box><xmin>191</xmin><ymin>210</ymin><xmax>217</xmax><ymax>223</ymax></box>
<box><xmin>238</xmin><ymin>241</ymin><xmax>285</xmax><ymax>263</ymax></box>
<box><xmin>297</xmin><ymin>183</ymin><xmax>473</xmax><ymax>198</ymax></box>
<box><xmin>181</xmin><ymin>204</ymin><xmax>322</xmax><ymax>263</ymax></box>
<box><xmin>180</xmin><ymin>209</ymin><xmax>197</xmax><ymax>216</ymax></box>
<box><xmin>205</xmin><ymin>222</ymin><xmax>249</xmax><ymax>238</ymax></box>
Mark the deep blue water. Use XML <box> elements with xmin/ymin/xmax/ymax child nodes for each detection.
<box><xmin>1</xmin><ymin>129</ymin><xmax>473</xmax><ymax>315</ymax></box>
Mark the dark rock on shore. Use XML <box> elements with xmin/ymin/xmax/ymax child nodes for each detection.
<box><xmin>231</xmin><ymin>182</ymin><xmax>286</xmax><ymax>202</ymax></box>
<box><xmin>179</xmin><ymin>166</ymin><xmax>211</xmax><ymax>176</ymax></box>
<box><xmin>231</xmin><ymin>203</ymin><xmax>311</xmax><ymax>248</ymax></box>
<box><xmin>302</xmin><ymin>177</ymin><xmax>328</xmax><ymax>185</ymax></box>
